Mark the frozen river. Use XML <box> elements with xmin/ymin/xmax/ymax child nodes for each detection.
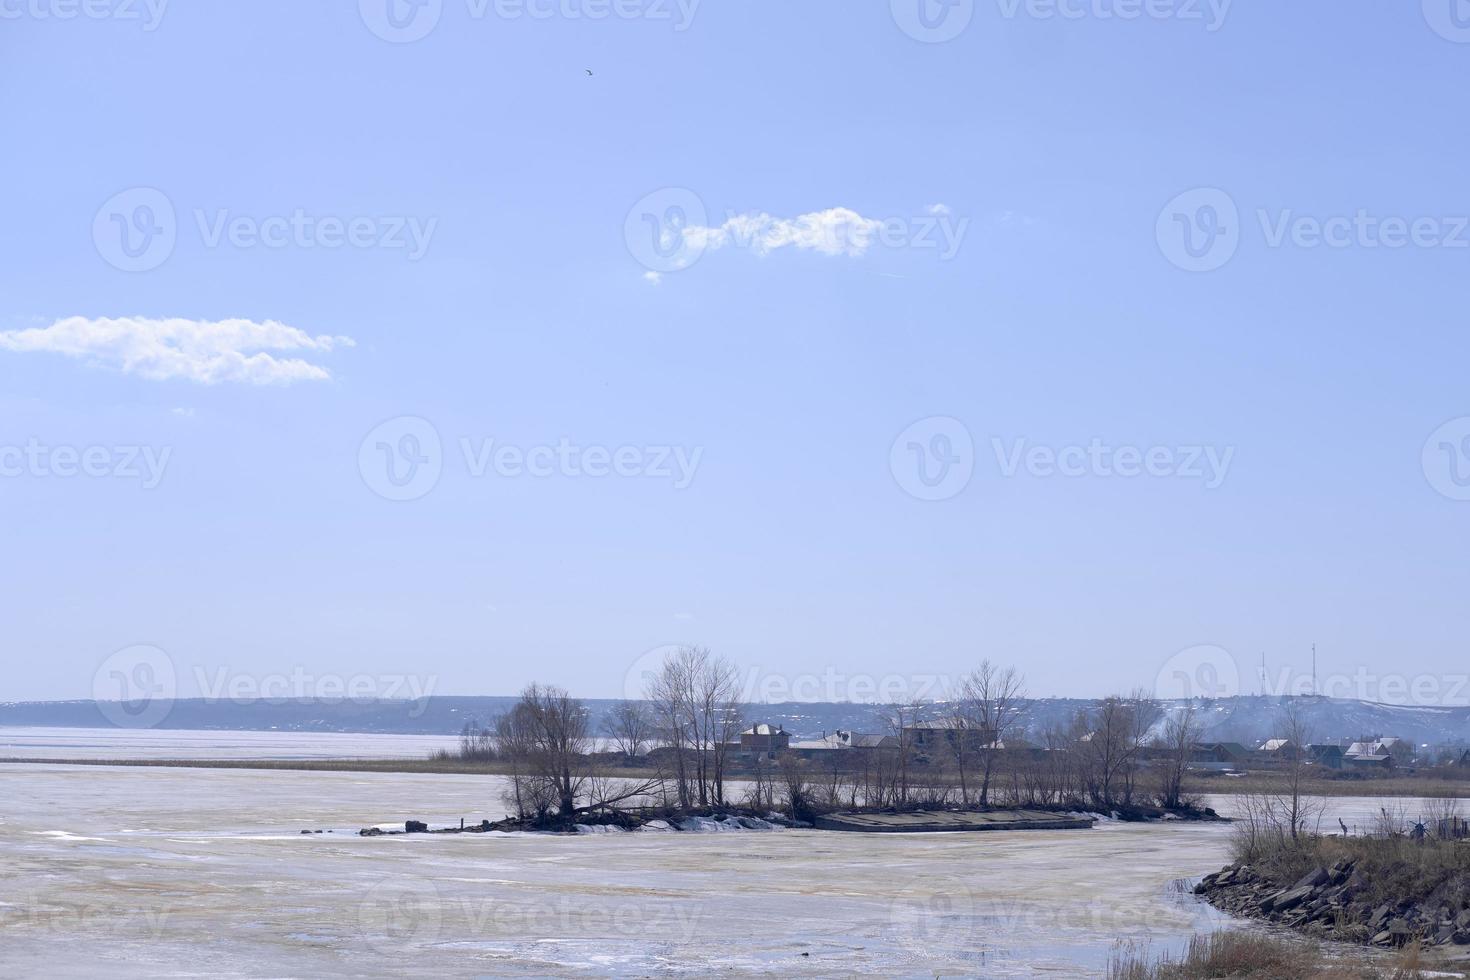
<box><xmin>0</xmin><ymin>726</ymin><xmax>461</xmax><ymax>761</ymax></box>
<box><xmin>0</xmin><ymin>731</ymin><xmax>1437</xmax><ymax>978</ymax></box>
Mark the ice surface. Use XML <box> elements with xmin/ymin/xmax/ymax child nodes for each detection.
<box><xmin>0</xmin><ymin>726</ymin><xmax>458</xmax><ymax>760</ymax></box>
<box><xmin>0</xmin><ymin>731</ymin><xmax>1413</xmax><ymax>979</ymax></box>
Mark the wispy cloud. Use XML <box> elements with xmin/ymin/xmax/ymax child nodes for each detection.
<box><xmin>683</xmin><ymin>207</ymin><xmax>887</xmax><ymax>258</ymax></box>
<box><xmin>642</xmin><ymin>271</ymin><xmax>663</xmax><ymax>286</ymax></box>
<box><xmin>0</xmin><ymin>316</ymin><xmax>354</xmax><ymax>385</ymax></box>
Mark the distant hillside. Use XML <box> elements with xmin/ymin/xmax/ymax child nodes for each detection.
<box><xmin>3</xmin><ymin>695</ymin><xmax>1468</xmax><ymax>748</ymax></box>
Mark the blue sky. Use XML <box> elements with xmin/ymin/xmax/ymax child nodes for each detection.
<box><xmin>3</xmin><ymin>1</ymin><xmax>1470</xmax><ymax>706</ymax></box>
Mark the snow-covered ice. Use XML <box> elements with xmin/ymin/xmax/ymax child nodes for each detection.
<box><xmin>0</xmin><ymin>732</ymin><xmax>1416</xmax><ymax>978</ymax></box>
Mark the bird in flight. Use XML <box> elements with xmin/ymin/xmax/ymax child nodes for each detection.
<box><xmin>585</xmin><ymin>69</ymin><xmax>593</xmax><ymax>76</ymax></box>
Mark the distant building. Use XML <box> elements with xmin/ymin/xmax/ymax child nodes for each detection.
<box><xmin>905</xmin><ymin>718</ymin><xmax>999</xmax><ymax>754</ymax></box>
<box><xmin>1375</xmin><ymin>737</ymin><xmax>1412</xmax><ymax>761</ymax></box>
<box><xmin>739</xmin><ymin>723</ymin><xmax>790</xmax><ymax>757</ymax></box>
<box><xmin>1345</xmin><ymin>736</ymin><xmax>1409</xmax><ymax>765</ymax></box>
<box><xmin>788</xmin><ymin>730</ymin><xmax>897</xmax><ymax>761</ymax></box>
<box><xmin>1191</xmin><ymin>742</ymin><xmax>1251</xmax><ymax>769</ymax></box>
<box><xmin>1259</xmin><ymin>738</ymin><xmax>1297</xmax><ymax>756</ymax></box>
<box><xmin>1178</xmin><ymin>742</ymin><xmax>1246</xmax><ymax>771</ymax></box>
<box><xmin>1306</xmin><ymin>744</ymin><xmax>1344</xmax><ymax>769</ymax></box>
<box><xmin>796</xmin><ymin>730</ymin><xmax>894</xmax><ymax>751</ymax></box>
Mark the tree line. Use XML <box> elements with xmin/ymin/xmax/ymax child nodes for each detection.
<box><xmin>457</xmin><ymin>648</ymin><xmax>1207</xmax><ymax>824</ymax></box>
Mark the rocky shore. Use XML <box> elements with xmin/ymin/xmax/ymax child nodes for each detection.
<box><xmin>352</xmin><ymin>809</ymin><xmax>800</xmax><ymax>837</ymax></box>
<box><xmin>1195</xmin><ymin>858</ymin><xmax>1470</xmax><ymax>950</ymax></box>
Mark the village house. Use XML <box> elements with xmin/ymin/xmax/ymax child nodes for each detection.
<box><xmin>1189</xmin><ymin>742</ymin><xmax>1251</xmax><ymax>771</ymax></box>
<box><xmin>789</xmin><ymin>730</ymin><xmax>893</xmax><ymax>751</ymax></box>
<box><xmin>1344</xmin><ymin>752</ymin><xmax>1392</xmax><ymax>772</ymax></box>
<box><xmin>738</xmin><ymin>723</ymin><xmax>790</xmax><ymax>758</ymax></box>
<box><xmin>1375</xmin><ymin>736</ymin><xmax>1412</xmax><ymax>762</ymax></box>
<box><xmin>904</xmin><ymin>718</ymin><xmax>999</xmax><ymax>755</ymax></box>
<box><xmin>1258</xmin><ymin>738</ymin><xmax>1299</xmax><ymax>760</ymax></box>
<box><xmin>1344</xmin><ymin>736</ymin><xmax>1410</xmax><ymax>768</ymax></box>
<box><xmin>1306</xmin><ymin>744</ymin><xmax>1344</xmax><ymax>770</ymax></box>
<box><xmin>787</xmin><ymin>730</ymin><xmax>897</xmax><ymax>763</ymax></box>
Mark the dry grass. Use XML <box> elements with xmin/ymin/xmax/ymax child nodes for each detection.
<box><xmin>1184</xmin><ymin>773</ymin><xmax>1470</xmax><ymax>800</ymax></box>
<box><xmin>1268</xmin><ymin>835</ymin><xmax>1470</xmax><ymax>910</ymax></box>
<box><xmin>1108</xmin><ymin>932</ymin><xmax>1428</xmax><ymax>979</ymax></box>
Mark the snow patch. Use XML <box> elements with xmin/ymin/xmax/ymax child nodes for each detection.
<box><xmin>673</xmin><ymin>815</ymin><xmax>780</xmax><ymax>833</ymax></box>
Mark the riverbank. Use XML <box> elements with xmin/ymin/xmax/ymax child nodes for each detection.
<box><xmin>1185</xmin><ymin>771</ymin><xmax>1470</xmax><ymax>799</ymax></box>
<box><xmin>355</xmin><ymin>807</ymin><xmax>797</xmax><ymax>837</ymax></box>
<box><xmin>343</xmin><ymin>799</ymin><xmax>1221</xmax><ymax>838</ymax></box>
<box><xmin>8</xmin><ymin>756</ymin><xmax>1468</xmax><ymax>803</ymax></box>
<box><xmin>1195</xmin><ymin>835</ymin><xmax>1470</xmax><ymax>954</ymax></box>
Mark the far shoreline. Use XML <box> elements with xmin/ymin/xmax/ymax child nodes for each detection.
<box><xmin>5</xmin><ymin>755</ymin><xmax>1469</xmax><ymax>800</ymax></box>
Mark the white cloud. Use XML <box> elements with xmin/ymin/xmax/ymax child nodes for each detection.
<box><xmin>642</xmin><ymin>271</ymin><xmax>663</xmax><ymax>286</ymax></box>
<box><xmin>684</xmin><ymin>207</ymin><xmax>887</xmax><ymax>258</ymax></box>
<box><xmin>926</xmin><ymin>203</ymin><xmax>952</xmax><ymax>215</ymax></box>
<box><xmin>0</xmin><ymin>316</ymin><xmax>354</xmax><ymax>385</ymax></box>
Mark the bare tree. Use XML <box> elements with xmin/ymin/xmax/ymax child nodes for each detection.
<box><xmin>698</xmin><ymin>653</ymin><xmax>744</xmax><ymax>806</ymax></box>
<box><xmin>1074</xmin><ymin>691</ymin><xmax>1159</xmax><ymax>809</ymax></box>
<box><xmin>496</xmin><ymin>705</ymin><xmax>555</xmax><ymax>820</ymax></box>
<box><xmin>958</xmin><ymin>661</ymin><xmax>1027</xmax><ymax>807</ymax></box>
<box><xmin>643</xmin><ymin>645</ymin><xmax>744</xmax><ymax>808</ymax></box>
<box><xmin>647</xmin><ymin>653</ymin><xmax>695</xmax><ymax>807</ymax></box>
<box><xmin>499</xmin><ymin>683</ymin><xmax>592</xmax><ymax>818</ymax></box>
<box><xmin>881</xmin><ymin>700</ymin><xmax>928</xmax><ymax>808</ymax></box>
<box><xmin>1120</xmin><ymin>690</ymin><xmax>1162</xmax><ymax>805</ymax></box>
<box><xmin>743</xmin><ymin>753</ymin><xmax>776</xmax><ymax>812</ymax></box>
<box><xmin>777</xmin><ymin>752</ymin><xmax>813</xmax><ymax>822</ymax></box>
<box><xmin>498</xmin><ymin>685</ymin><xmax>663</xmax><ymax>823</ymax></box>
<box><xmin>1274</xmin><ymin>700</ymin><xmax>1322</xmax><ymax>840</ymax></box>
<box><xmin>603</xmin><ymin>700</ymin><xmax>652</xmax><ymax>760</ymax></box>
<box><xmin>1156</xmin><ymin>702</ymin><xmax>1202</xmax><ymax>810</ymax></box>
<box><xmin>1228</xmin><ymin>704</ymin><xmax>1326</xmax><ymax>863</ymax></box>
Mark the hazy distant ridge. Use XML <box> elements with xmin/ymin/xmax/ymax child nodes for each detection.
<box><xmin>4</xmin><ymin>695</ymin><xmax>1469</xmax><ymax>748</ymax></box>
